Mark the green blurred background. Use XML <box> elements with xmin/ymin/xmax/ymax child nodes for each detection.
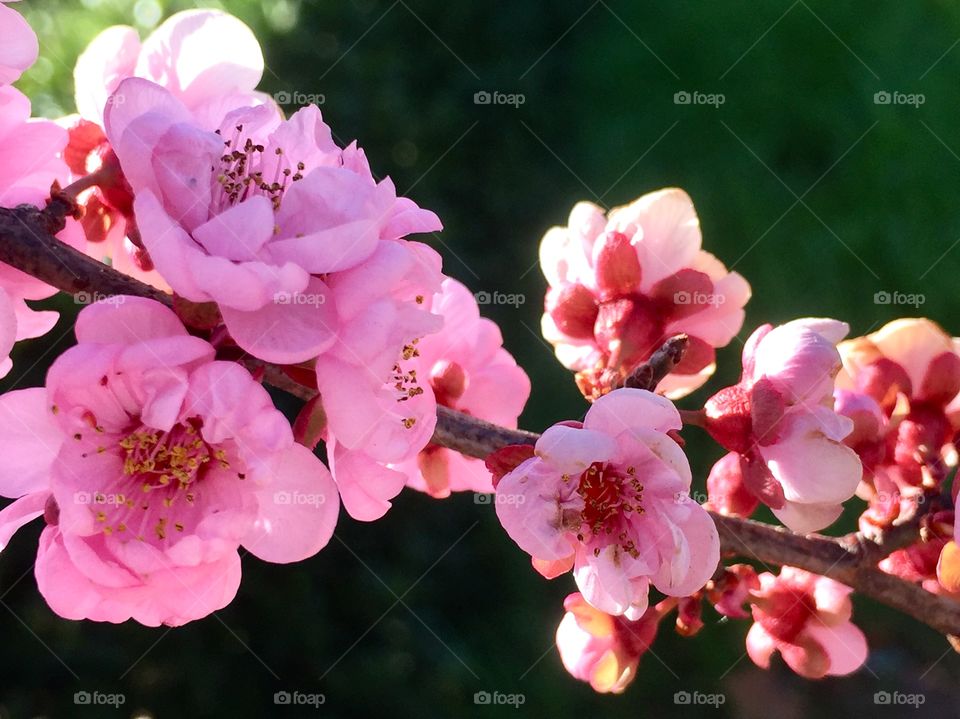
<box><xmin>3</xmin><ymin>0</ymin><xmax>960</xmax><ymax>716</ymax></box>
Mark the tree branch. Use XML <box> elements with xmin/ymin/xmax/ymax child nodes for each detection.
<box><xmin>3</xmin><ymin>197</ymin><xmax>959</xmax><ymax>641</ymax></box>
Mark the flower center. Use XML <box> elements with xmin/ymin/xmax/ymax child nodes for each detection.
<box><xmin>393</xmin><ymin>339</ymin><xmax>424</xmax><ymax>429</ymax></box>
<box><xmin>213</xmin><ymin>124</ymin><xmax>305</xmax><ymax>211</ymax></box>
<box><xmin>86</xmin><ymin>417</ymin><xmax>237</xmax><ymax>544</ymax></box>
<box><xmin>119</xmin><ymin>418</ymin><xmax>226</xmax><ymax>492</ymax></box>
<box><xmin>575</xmin><ymin>461</ymin><xmax>644</xmax><ymax>557</ymax></box>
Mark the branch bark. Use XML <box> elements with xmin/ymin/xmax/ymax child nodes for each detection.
<box><xmin>3</xmin><ymin>197</ymin><xmax>959</xmax><ymax>641</ymax></box>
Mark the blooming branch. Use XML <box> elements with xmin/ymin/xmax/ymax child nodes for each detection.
<box><xmin>1</xmin><ymin>194</ymin><xmax>958</xmax><ymax>642</ymax></box>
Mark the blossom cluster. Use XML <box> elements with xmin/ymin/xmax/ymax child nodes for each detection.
<box><xmin>0</xmin><ymin>1</ymin><xmax>956</xmax><ymax>697</ymax></box>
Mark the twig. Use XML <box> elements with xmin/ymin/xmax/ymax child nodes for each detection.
<box><xmin>2</xmin><ymin>196</ymin><xmax>958</xmax><ymax>640</ymax></box>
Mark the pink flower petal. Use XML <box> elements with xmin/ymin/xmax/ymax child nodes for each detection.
<box><xmin>804</xmin><ymin>620</ymin><xmax>868</xmax><ymax>676</ymax></box>
<box><xmin>243</xmin><ymin>443</ymin><xmax>339</xmax><ymax>563</ymax></box>
<box><xmin>0</xmin><ymin>491</ymin><xmax>48</xmax><ymax>550</ymax></box>
<box><xmin>0</xmin><ymin>2</ymin><xmax>37</xmax><ymax>85</ymax></box>
<box><xmin>328</xmin><ymin>442</ymin><xmax>407</xmax><ymax>521</ymax></box>
<box><xmin>73</xmin><ymin>25</ymin><xmax>141</xmax><ymax>123</ymax></box>
<box><xmin>220</xmin><ymin>276</ymin><xmax>338</xmax><ymax>364</ymax></box>
<box><xmin>0</xmin><ymin>388</ymin><xmax>62</xmax><ymax>497</ymax></box>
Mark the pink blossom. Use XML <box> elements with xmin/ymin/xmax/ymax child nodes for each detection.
<box><xmin>391</xmin><ymin>278</ymin><xmax>531</xmax><ymax>498</ymax></box>
<box><xmin>555</xmin><ymin>592</ymin><xmax>660</xmax><ymax>693</ymax></box>
<box><xmin>746</xmin><ymin>567</ymin><xmax>868</xmax><ymax>679</ymax></box>
<box><xmin>68</xmin><ymin>10</ymin><xmax>272</xmax><ymax>286</ymax></box>
<box><xmin>879</xmin><ymin>510</ymin><xmax>957</xmax><ymax>597</ymax></box>
<box><xmin>539</xmin><ymin>189</ymin><xmax>750</xmax><ymax>400</ymax></box>
<box><xmin>73</xmin><ymin>9</ymin><xmax>270</xmax><ymax>128</ymax></box>
<box><xmin>703</xmin><ymin>319</ymin><xmax>862</xmax><ymax>533</ymax></box>
<box><xmin>0</xmin><ymin>0</ymin><xmax>37</xmax><ymax>85</ymax></box>
<box><xmin>316</xmin><ymin>241</ymin><xmax>445</xmax><ymax>520</ymax></box>
<box><xmin>0</xmin><ymin>84</ymin><xmax>84</xmax><ymax>377</ymax></box>
<box><xmin>0</xmin><ymin>298</ymin><xmax>339</xmax><ymax>626</ymax></box>
<box><xmin>835</xmin><ymin>319</ymin><xmax>960</xmax><ymax>536</ymax></box>
<box><xmin>495</xmin><ymin>388</ymin><xmax>719</xmax><ymax>619</ymax></box>
<box><xmin>104</xmin><ymin>77</ymin><xmax>441</xmax><ymax>363</ymax></box>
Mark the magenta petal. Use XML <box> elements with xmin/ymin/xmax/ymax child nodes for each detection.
<box><xmin>0</xmin><ymin>491</ymin><xmax>48</xmax><ymax>550</ymax></box>
<box><xmin>329</xmin><ymin>443</ymin><xmax>406</xmax><ymax>521</ymax></box>
<box><xmin>244</xmin><ymin>444</ymin><xmax>339</xmax><ymax>563</ymax></box>
<box><xmin>745</xmin><ymin>623</ymin><xmax>777</xmax><ymax>669</ymax></box>
<box><xmin>495</xmin><ymin>459</ymin><xmax>577</xmax><ymax>561</ymax></box>
<box><xmin>192</xmin><ymin>195</ymin><xmax>275</xmax><ymax>261</ymax></box>
<box><xmin>535</xmin><ymin>425</ymin><xmax>617</xmax><ymax>476</ymax></box>
<box><xmin>220</xmin><ymin>277</ymin><xmax>337</xmax><ymax>364</ymax></box>
<box><xmin>804</xmin><ymin>620</ymin><xmax>868</xmax><ymax>676</ymax></box>
<box><xmin>0</xmin><ymin>388</ymin><xmax>62</xmax><ymax>498</ymax></box>
<box><xmin>381</xmin><ymin>196</ymin><xmax>443</xmax><ymax>239</ymax></box>
<box><xmin>650</xmin><ymin>503</ymin><xmax>719</xmax><ymax>597</ymax></box>
<box><xmin>584</xmin><ymin>388</ymin><xmax>681</xmax><ymax>435</ymax></box>
<box><xmin>0</xmin><ymin>3</ymin><xmax>38</xmax><ymax>85</ymax></box>
<box><xmin>75</xmin><ymin>295</ymin><xmax>188</xmax><ymax>344</ymax></box>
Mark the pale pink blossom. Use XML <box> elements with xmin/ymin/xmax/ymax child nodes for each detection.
<box><xmin>317</xmin><ymin>241</ymin><xmax>445</xmax><ymax>520</ymax></box>
<box><xmin>539</xmin><ymin>189</ymin><xmax>750</xmax><ymax>399</ymax></box>
<box><xmin>703</xmin><ymin>319</ymin><xmax>862</xmax><ymax>533</ymax></box>
<box><xmin>105</xmin><ymin>77</ymin><xmax>441</xmax><ymax>363</ymax></box>
<box><xmin>392</xmin><ymin>278</ymin><xmax>530</xmax><ymax>498</ymax></box>
<box><xmin>556</xmin><ymin>592</ymin><xmax>660</xmax><ymax>693</ymax></box>
<box><xmin>0</xmin><ymin>0</ymin><xmax>37</xmax><ymax>86</ymax></box>
<box><xmin>0</xmin><ymin>85</ymin><xmax>84</xmax><ymax>377</ymax></box>
<box><xmin>495</xmin><ymin>388</ymin><xmax>719</xmax><ymax>619</ymax></box>
<box><xmin>746</xmin><ymin>567</ymin><xmax>868</xmax><ymax>679</ymax></box>
<box><xmin>0</xmin><ymin>298</ymin><xmax>339</xmax><ymax>626</ymax></box>
<box><xmin>835</xmin><ymin>319</ymin><xmax>960</xmax><ymax>536</ymax></box>
<box><xmin>74</xmin><ymin>9</ymin><xmax>270</xmax><ymax>128</ymax></box>
<box><xmin>68</xmin><ymin>10</ymin><xmax>272</xmax><ymax>287</ymax></box>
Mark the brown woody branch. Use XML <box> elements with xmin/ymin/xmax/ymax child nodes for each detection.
<box><xmin>2</xmin><ymin>197</ymin><xmax>959</xmax><ymax>641</ymax></box>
